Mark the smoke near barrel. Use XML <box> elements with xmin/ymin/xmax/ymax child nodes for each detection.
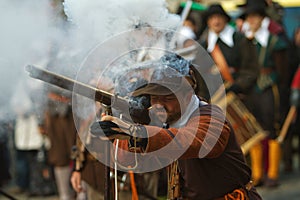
<box><xmin>1</xmin><ymin>0</ymin><xmax>225</xmax><ymax>173</ymax></box>
<box><xmin>0</xmin><ymin>0</ymin><xmax>65</xmax><ymax>120</ymax></box>
<box><xmin>0</xmin><ymin>0</ymin><xmax>180</xmax><ymax>121</ymax></box>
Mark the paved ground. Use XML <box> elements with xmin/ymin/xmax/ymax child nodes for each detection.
<box><xmin>1</xmin><ymin>170</ymin><xmax>300</xmax><ymax>200</ymax></box>
<box><xmin>1</xmin><ymin>159</ymin><xmax>299</xmax><ymax>200</ymax></box>
<box><xmin>257</xmin><ymin>169</ymin><xmax>300</xmax><ymax>200</ymax></box>
<box><xmin>256</xmin><ymin>153</ymin><xmax>300</xmax><ymax>200</ymax></box>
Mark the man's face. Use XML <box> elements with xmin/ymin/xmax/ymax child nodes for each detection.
<box><xmin>245</xmin><ymin>13</ymin><xmax>264</xmax><ymax>32</ymax></box>
<box><xmin>150</xmin><ymin>94</ymin><xmax>181</xmax><ymax>124</ymax></box>
<box><xmin>207</xmin><ymin>14</ymin><xmax>227</xmax><ymax>34</ymax></box>
<box><xmin>150</xmin><ymin>91</ymin><xmax>191</xmax><ymax>124</ymax></box>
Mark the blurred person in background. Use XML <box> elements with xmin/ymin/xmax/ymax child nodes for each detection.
<box><xmin>44</xmin><ymin>84</ymin><xmax>77</xmax><ymax>200</ymax></box>
<box><xmin>288</xmin><ymin>27</ymin><xmax>300</xmax><ymax>91</ymax></box>
<box><xmin>70</xmin><ymin>111</ymin><xmax>106</xmax><ymax>200</ymax></box>
<box><xmin>283</xmin><ymin>27</ymin><xmax>300</xmax><ymax>172</ymax></box>
<box><xmin>176</xmin><ymin>16</ymin><xmax>197</xmax><ymax>49</ymax></box>
<box><xmin>241</xmin><ymin>1</ymin><xmax>289</xmax><ymax>188</ymax></box>
<box><xmin>43</xmin><ymin>39</ymin><xmax>78</xmax><ymax>200</ymax></box>
<box><xmin>9</xmin><ymin>78</ymin><xmax>47</xmax><ymax>196</ymax></box>
<box><xmin>238</xmin><ymin>0</ymin><xmax>288</xmax><ymax>47</ymax></box>
<box><xmin>265</xmin><ymin>0</ymin><xmax>284</xmax><ymax>25</ymax></box>
<box><xmin>0</xmin><ymin>114</ymin><xmax>12</xmax><ymax>187</ymax></box>
<box><xmin>199</xmin><ymin>4</ymin><xmax>259</xmax><ymax>99</ymax></box>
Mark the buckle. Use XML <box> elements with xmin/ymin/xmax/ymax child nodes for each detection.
<box><xmin>245</xmin><ymin>180</ymin><xmax>253</xmax><ymax>191</ymax></box>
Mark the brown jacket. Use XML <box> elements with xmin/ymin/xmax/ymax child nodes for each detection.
<box><xmin>117</xmin><ymin>103</ymin><xmax>261</xmax><ymax>200</ymax></box>
<box><xmin>45</xmin><ymin>92</ymin><xmax>77</xmax><ymax>167</ymax></box>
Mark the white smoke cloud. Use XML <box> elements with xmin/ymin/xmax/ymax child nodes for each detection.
<box><xmin>0</xmin><ymin>0</ymin><xmax>181</xmax><ymax>121</ymax></box>
<box><xmin>0</xmin><ymin>0</ymin><xmax>64</xmax><ymax>120</ymax></box>
<box><xmin>63</xmin><ymin>0</ymin><xmax>180</xmax><ymax>60</ymax></box>
<box><xmin>64</xmin><ymin>0</ymin><xmax>179</xmax><ymax>40</ymax></box>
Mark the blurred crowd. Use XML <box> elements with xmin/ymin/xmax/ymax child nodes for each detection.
<box><xmin>0</xmin><ymin>0</ymin><xmax>299</xmax><ymax>200</ymax></box>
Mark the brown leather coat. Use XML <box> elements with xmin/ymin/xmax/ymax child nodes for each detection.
<box><xmin>117</xmin><ymin>103</ymin><xmax>260</xmax><ymax>200</ymax></box>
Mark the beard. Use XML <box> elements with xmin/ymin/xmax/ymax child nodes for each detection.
<box><xmin>150</xmin><ymin>107</ymin><xmax>167</xmax><ymax>124</ymax></box>
<box><xmin>149</xmin><ymin>106</ymin><xmax>181</xmax><ymax>125</ymax></box>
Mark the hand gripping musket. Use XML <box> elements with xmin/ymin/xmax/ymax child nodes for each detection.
<box><xmin>25</xmin><ymin>64</ymin><xmax>131</xmax><ymax>200</ymax></box>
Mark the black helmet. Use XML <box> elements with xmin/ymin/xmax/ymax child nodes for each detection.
<box><xmin>132</xmin><ymin>53</ymin><xmax>198</xmax><ymax>96</ymax></box>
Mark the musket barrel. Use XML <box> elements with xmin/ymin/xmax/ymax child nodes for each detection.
<box><xmin>25</xmin><ymin>65</ymin><xmax>128</xmax><ymax>108</ymax></box>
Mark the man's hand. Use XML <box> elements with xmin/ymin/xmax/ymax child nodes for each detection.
<box><xmin>71</xmin><ymin>171</ymin><xmax>83</xmax><ymax>193</ymax></box>
<box><xmin>129</xmin><ymin>95</ymin><xmax>151</xmax><ymax>124</ymax></box>
<box><xmin>89</xmin><ymin>115</ymin><xmax>148</xmax><ymax>151</ymax></box>
<box><xmin>89</xmin><ymin>115</ymin><xmax>146</xmax><ymax>140</ymax></box>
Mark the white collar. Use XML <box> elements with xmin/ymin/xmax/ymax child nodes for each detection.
<box><xmin>176</xmin><ymin>26</ymin><xmax>196</xmax><ymax>48</ymax></box>
<box><xmin>207</xmin><ymin>25</ymin><xmax>235</xmax><ymax>52</ymax></box>
<box><xmin>254</xmin><ymin>25</ymin><xmax>270</xmax><ymax>47</ymax></box>
<box><xmin>242</xmin><ymin>17</ymin><xmax>270</xmax><ymax>32</ymax></box>
<box><xmin>170</xmin><ymin>94</ymin><xmax>200</xmax><ymax>128</ymax></box>
<box><xmin>243</xmin><ymin>17</ymin><xmax>270</xmax><ymax>47</ymax></box>
<box><xmin>261</xmin><ymin>17</ymin><xmax>271</xmax><ymax>29</ymax></box>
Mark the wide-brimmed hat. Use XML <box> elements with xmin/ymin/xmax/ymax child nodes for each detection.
<box><xmin>238</xmin><ymin>0</ymin><xmax>267</xmax><ymax>19</ymax></box>
<box><xmin>203</xmin><ymin>4</ymin><xmax>231</xmax><ymax>23</ymax></box>
<box><xmin>132</xmin><ymin>53</ymin><xmax>195</xmax><ymax>96</ymax></box>
<box><xmin>132</xmin><ymin>70</ymin><xmax>189</xmax><ymax>96</ymax></box>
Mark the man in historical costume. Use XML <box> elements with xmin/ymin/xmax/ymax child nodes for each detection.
<box><xmin>283</xmin><ymin>26</ymin><xmax>300</xmax><ymax>172</ymax></box>
<box><xmin>44</xmin><ymin>86</ymin><xmax>77</xmax><ymax>200</ymax></box>
<box><xmin>282</xmin><ymin>65</ymin><xmax>300</xmax><ymax>173</ymax></box>
<box><xmin>241</xmin><ymin>2</ymin><xmax>289</xmax><ymax>187</ymax></box>
<box><xmin>238</xmin><ymin>0</ymin><xmax>285</xmax><ymax>26</ymax></box>
<box><xmin>89</xmin><ymin>53</ymin><xmax>262</xmax><ymax>200</ymax></box>
<box><xmin>198</xmin><ymin>4</ymin><xmax>262</xmax><ymax>162</ymax></box>
<box><xmin>70</xmin><ymin>115</ymin><xmax>106</xmax><ymax>200</ymax></box>
<box><xmin>199</xmin><ymin>4</ymin><xmax>259</xmax><ymax>98</ymax></box>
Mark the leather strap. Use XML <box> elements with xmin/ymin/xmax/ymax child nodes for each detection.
<box><xmin>210</xmin><ymin>44</ymin><xmax>234</xmax><ymax>83</ymax></box>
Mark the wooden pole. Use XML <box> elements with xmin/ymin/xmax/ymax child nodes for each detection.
<box><xmin>276</xmin><ymin>106</ymin><xmax>297</xmax><ymax>144</ymax></box>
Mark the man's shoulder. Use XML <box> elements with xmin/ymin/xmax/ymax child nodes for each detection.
<box><xmin>199</xmin><ymin>102</ymin><xmax>225</xmax><ymax>117</ymax></box>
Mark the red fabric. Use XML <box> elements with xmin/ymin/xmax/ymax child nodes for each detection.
<box><xmin>291</xmin><ymin>67</ymin><xmax>300</xmax><ymax>89</ymax></box>
<box><xmin>268</xmin><ymin>20</ymin><xmax>284</xmax><ymax>35</ymax></box>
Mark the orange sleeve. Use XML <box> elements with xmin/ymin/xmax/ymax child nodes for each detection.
<box><xmin>145</xmin><ymin>106</ymin><xmax>231</xmax><ymax>159</ymax></box>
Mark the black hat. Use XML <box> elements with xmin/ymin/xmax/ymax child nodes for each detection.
<box><xmin>237</xmin><ymin>0</ymin><xmax>267</xmax><ymax>8</ymax></box>
<box><xmin>132</xmin><ymin>53</ymin><xmax>195</xmax><ymax>96</ymax></box>
<box><xmin>239</xmin><ymin>0</ymin><xmax>267</xmax><ymax>18</ymax></box>
<box><xmin>203</xmin><ymin>4</ymin><xmax>231</xmax><ymax>23</ymax></box>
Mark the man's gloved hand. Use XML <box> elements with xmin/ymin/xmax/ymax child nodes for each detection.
<box><xmin>90</xmin><ymin>120</ymin><xmax>129</xmax><ymax>140</ymax></box>
<box><xmin>90</xmin><ymin>115</ymin><xmax>147</xmax><ymax>141</ymax></box>
<box><xmin>89</xmin><ymin>116</ymin><xmax>148</xmax><ymax>151</ymax></box>
<box><xmin>129</xmin><ymin>95</ymin><xmax>151</xmax><ymax>125</ymax></box>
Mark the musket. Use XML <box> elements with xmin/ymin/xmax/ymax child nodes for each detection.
<box><xmin>25</xmin><ymin>64</ymin><xmax>129</xmax><ymax>109</ymax></box>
